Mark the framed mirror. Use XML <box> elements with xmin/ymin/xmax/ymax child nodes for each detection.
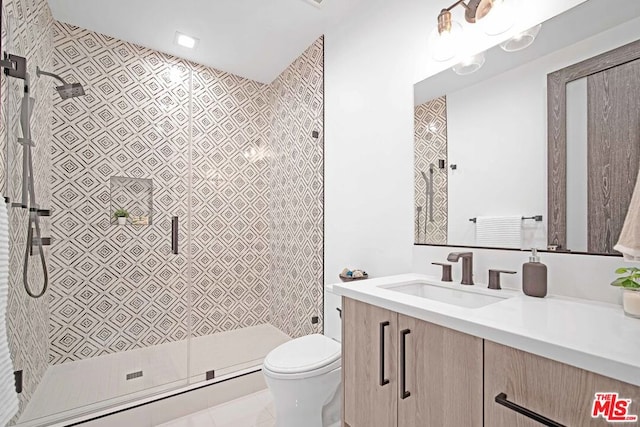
<box><xmin>548</xmin><ymin>40</ymin><xmax>640</xmax><ymax>254</ymax></box>
<box><xmin>413</xmin><ymin>0</ymin><xmax>640</xmax><ymax>255</ymax></box>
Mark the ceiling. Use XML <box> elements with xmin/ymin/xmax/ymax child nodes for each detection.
<box><xmin>47</xmin><ymin>0</ymin><xmax>362</xmax><ymax>84</ymax></box>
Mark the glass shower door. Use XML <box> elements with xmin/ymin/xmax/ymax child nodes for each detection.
<box><xmin>2</xmin><ymin>12</ymin><xmax>194</xmax><ymax>425</ymax></box>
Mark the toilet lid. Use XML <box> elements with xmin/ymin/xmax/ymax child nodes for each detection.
<box><xmin>263</xmin><ymin>334</ymin><xmax>340</xmax><ymax>375</ymax></box>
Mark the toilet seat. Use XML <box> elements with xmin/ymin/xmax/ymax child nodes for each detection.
<box><xmin>263</xmin><ymin>334</ymin><xmax>341</xmax><ymax>380</ymax></box>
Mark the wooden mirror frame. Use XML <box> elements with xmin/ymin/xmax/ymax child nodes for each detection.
<box><xmin>547</xmin><ymin>38</ymin><xmax>640</xmax><ymax>253</ymax></box>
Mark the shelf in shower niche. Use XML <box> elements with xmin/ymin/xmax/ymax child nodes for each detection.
<box><xmin>110</xmin><ymin>177</ymin><xmax>153</xmax><ymax>226</ymax></box>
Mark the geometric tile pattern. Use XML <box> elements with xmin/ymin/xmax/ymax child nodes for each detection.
<box><xmin>49</xmin><ymin>22</ymin><xmax>192</xmax><ymax>364</ymax></box>
<box><xmin>49</xmin><ymin>22</ymin><xmax>277</xmax><ymax>363</ymax></box>
<box><xmin>188</xmin><ymin>61</ymin><xmax>273</xmax><ymax>338</ymax></box>
<box><xmin>1</xmin><ymin>0</ymin><xmax>54</xmax><ymax>422</ymax></box>
<box><xmin>414</xmin><ymin>96</ymin><xmax>448</xmax><ymax>244</ymax></box>
<box><xmin>268</xmin><ymin>37</ymin><xmax>324</xmax><ymax>338</ymax></box>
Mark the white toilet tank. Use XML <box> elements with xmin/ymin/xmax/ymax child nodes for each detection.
<box><xmin>323</xmin><ymin>284</ymin><xmax>341</xmax><ymax>342</ymax></box>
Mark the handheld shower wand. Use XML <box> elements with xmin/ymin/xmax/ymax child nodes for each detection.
<box><xmin>17</xmin><ymin>68</ymin><xmax>86</xmax><ymax>298</ymax></box>
<box><xmin>17</xmin><ymin>73</ymin><xmax>48</xmax><ymax>298</ymax></box>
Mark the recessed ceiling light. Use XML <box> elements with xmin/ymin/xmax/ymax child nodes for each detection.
<box><xmin>174</xmin><ymin>32</ymin><xmax>199</xmax><ymax>49</ymax></box>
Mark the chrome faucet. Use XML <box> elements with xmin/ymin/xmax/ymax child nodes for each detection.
<box><xmin>447</xmin><ymin>252</ymin><xmax>474</xmax><ymax>285</ymax></box>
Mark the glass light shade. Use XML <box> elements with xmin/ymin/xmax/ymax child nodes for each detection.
<box><xmin>479</xmin><ymin>0</ymin><xmax>515</xmax><ymax>36</ymax></box>
<box><xmin>500</xmin><ymin>24</ymin><xmax>542</xmax><ymax>52</ymax></box>
<box><xmin>429</xmin><ymin>21</ymin><xmax>463</xmax><ymax>62</ymax></box>
<box><xmin>452</xmin><ymin>52</ymin><xmax>486</xmax><ymax>75</ymax></box>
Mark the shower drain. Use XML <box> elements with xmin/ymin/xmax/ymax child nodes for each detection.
<box><xmin>126</xmin><ymin>370</ymin><xmax>143</xmax><ymax>380</ymax></box>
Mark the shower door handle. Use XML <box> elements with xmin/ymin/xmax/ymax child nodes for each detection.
<box><xmin>171</xmin><ymin>216</ymin><xmax>179</xmax><ymax>255</ymax></box>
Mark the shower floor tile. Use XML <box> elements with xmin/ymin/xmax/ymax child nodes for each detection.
<box><xmin>18</xmin><ymin>324</ymin><xmax>289</xmax><ymax>426</ymax></box>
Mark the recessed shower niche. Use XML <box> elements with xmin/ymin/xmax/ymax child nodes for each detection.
<box><xmin>109</xmin><ymin>176</ymin><xmax>153</xmax><ymax>225</ymax></box>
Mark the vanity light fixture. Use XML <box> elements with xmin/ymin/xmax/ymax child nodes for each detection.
<box><xmin>478</xmin><ymin>0</ymin><xmax>515</xmax><ymax>36</ymax></box>
<box><xmin>430</xmin><ymin>16</ymin><xmax>463</xmax><ymax>62</ymax></box>
<box><xmin>452</xmin><ymin>51</ymin><xmax>486</xmax><ymax>75</ymax></box>
<box><xmin>174</xmin><ymin>31</ymin><xmax>199</xmax><ymax>49</ymax></box>
<box><xmin>431</xmin><ymin>0</ymin><xmax>515</xmax><ymax>61</ymax></box>
<box><xmin>500</xmin><ymin>24</ymin><xmax>542</xmax><ymax>52</ymax></box>
<box><xmin>431</xmin><ymin>0</ymin><xmax>487</xmax><ymax>62</ymax></box>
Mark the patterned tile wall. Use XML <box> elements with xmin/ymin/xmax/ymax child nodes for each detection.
<box><xmin>49</xmin><ymin>22</ymin><xmax>192</xmax><ymax>363</ymax></box>
<box><xmin>49</xmin><ymin>22</ymin><xmax>278</xmax><ymax>363</ymax></box>
<box><xmin>269</xmin><ymin>37</ymin><xmax>324</xmax><ymax>338</ymax></box>
<box><xmin>414</xmin><ymin>97</ymin><xmax>448</xmax><ymax>244</ymax></box>
<box><xmin>188</xmin><ymin>62</ymin><xmax>273</xmax><ymax>336</ymax></box>
<box><xmin>1</xmin><ymin>0</ymin><xmax>54</xmax><ymax>421</ymax></box>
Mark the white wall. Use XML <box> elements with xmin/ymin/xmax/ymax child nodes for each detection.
<box><xmin>324</xmin><ymin>0</ymin><xmax>424</xmax><ymax>284</ymax></box>
<box><xmin>324</xmin><ymin>0</ymin><xmax>636</xmax><ymax>304</ymax></box>
<box><xmin>445</xmin><ymin>16</ymin><xmax>640</xmax><ymax>249</ymax></box>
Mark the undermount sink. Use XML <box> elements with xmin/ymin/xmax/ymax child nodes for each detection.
<box><xmin>380</xmin><ymin>282</ymin><xmax>510</xmax><ymax>309</ymax></box>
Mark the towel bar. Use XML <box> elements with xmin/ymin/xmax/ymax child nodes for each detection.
<box><xmin>469</xmin><ymin>215</ymin><xmax>543</xmax><ymax>223</ymax></box>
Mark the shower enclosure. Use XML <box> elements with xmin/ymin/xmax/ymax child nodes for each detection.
<box><xmin>1</xmin><ymin>4</ymin><xmax>324</xmax><ymax>426</ymax></box>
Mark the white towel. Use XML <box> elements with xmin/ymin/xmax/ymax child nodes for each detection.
<box><xmin>0</xmin><ymin>203</ymin><xmax>18</xmax><ymax>425</ymax></box>
<box><xmin>475</xmin><ymin>215</ymin><xmax>522</xmax><ymax>249</ymax></box>
<box><xmin>614</xmin><ymin>168</ymin><xmax>640</xmax><ymax>261</ymax></box>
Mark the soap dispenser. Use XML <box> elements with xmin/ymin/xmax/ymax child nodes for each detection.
<box><xmin>522</xmin><ymin>249</ymin><xmax>547</xmax><ymax>298</ymax></box>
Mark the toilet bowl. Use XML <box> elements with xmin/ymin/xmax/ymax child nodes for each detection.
<box><xmin>263</xmin><ymin>333</ymin><xmax>341</xmax><ymax>427</ymax></box>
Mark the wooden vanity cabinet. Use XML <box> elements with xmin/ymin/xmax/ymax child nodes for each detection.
<box><xmin>342</xmin><ymin>297</ymin><xmax>398</xmax><ymax>427</ymax></box>
<box><xmin>343</xmin><ymin>297</ymin><xmax>640</xmax><ymax>427</ymax></box>
<box><xmin>484</xmin><ymin>340</ymin><xmax>640</xmax><ymax>427</ymax></box>
<box><xmin>342</xmin><ymin>297</ymin><xmax>483</xmax><ymax>427</ymax></box>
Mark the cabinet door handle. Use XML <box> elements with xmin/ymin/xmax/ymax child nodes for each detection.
<box><xmin>379</xmin><ymin>321</ymin><xmax>390</xmax><ymax>386</ymax></box>
<box><xmin>495</xmin><ymin>393</ymin><xmax>565</xmax><ymax>427</ymax></box>
<box><xmin>400</xmin><ymin>329</ymin><xmax>411</xmax><ymax>399</ymax></box>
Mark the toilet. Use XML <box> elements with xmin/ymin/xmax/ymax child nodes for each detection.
<box><xmin>263</xmin><ymin>286</ymin><xmax>342</xmax><ymax>427</ymax></box>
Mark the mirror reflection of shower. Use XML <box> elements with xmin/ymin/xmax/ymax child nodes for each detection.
<box><xmin>17</xmin><ymin>65</ymin><xmax>86</xmax><ymax>298</ymax></box>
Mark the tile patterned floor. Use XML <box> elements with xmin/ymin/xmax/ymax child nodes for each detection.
<box><xmin>157</xmin><ymin>389</ymin><xmax>275</xmax><ymax>427</ymax></box>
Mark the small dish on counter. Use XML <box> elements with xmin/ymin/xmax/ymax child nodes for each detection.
<box><xmin>339</xmin><ymin>268</ymin><xmax>368</xmax><ymax>282</ymax></box>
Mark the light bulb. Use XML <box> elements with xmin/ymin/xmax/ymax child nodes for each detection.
<box><xmin>500</xmin><ymin>24</ymin><xmax>542</xmax><ymax>52</ymax></box>
<box><xmin>479</xmin><ymin>0</ymin><xmax>516</xmax><ymax>36</ymax></box>
<box><xmin>429</xmin><ymin>21</ymin><xmax>463</xmax><ymax>62</ymax></box>
<box><xmin>452</xmin><ymin>52</ymin><xmax>486</xmax><ymax>75</ymax></box>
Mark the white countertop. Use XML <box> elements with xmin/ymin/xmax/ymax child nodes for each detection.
<box><xmin>332</xmin><ymin>273</ymin><xmax>640</xmax><ymax>387</ymax></box>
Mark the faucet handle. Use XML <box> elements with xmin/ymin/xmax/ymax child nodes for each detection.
<box><xmin>431</xmin><ymin>262</ymin><xmax>452</xmax><ymax>282</ymax></box>
<box><xmin>488</xmin><ymin>269</ymin><xmax>516</xmax><ymax>290</ymax></box>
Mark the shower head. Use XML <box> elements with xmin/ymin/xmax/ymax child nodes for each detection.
<box><xmin>56</xmin><ymin>83</ymin><xmax>85</xmax><ymax>100</ymax></box>
<box><xmin>36</xmin><ymin>66</ymin><xmax>86</xmax><ymax>100</ymax></box>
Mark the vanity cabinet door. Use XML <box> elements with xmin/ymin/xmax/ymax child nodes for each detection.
<box><xmin>397</xmin><ymin>315</ymin><xmax>483</xmax><ymax>427</ymax></box>
<box><xmin>484</xmin><ymin>340</ymin><xmax>640</xmax><ymax>426</ymax></box>
<box><xmin>342</xmin><ymin>297</ymin><xmax>398</xmax><ymax>427</ymax></box>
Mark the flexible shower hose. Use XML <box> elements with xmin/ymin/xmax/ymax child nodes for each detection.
<box><xmin>22</xmin><ymin>151</ymin><xmax>48</xmax><ymax>298</ymax></box>
<box><xmin>19</xmin><ymin>78</ymin><xmax>48</xmax><ymax>299</ymax></box>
